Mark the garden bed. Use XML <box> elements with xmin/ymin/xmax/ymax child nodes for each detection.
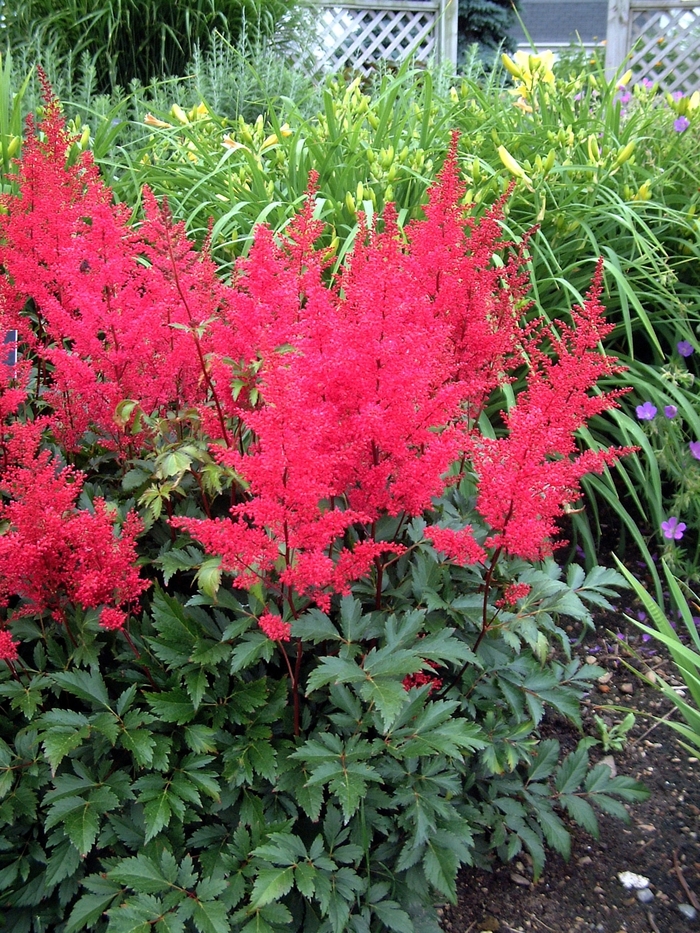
<box><xmin>445</xmin><ymin>613</ymin><xmax>700</xmax><ymax>933</ymax></box>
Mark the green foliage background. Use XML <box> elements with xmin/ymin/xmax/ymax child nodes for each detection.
<box><xmin>0</xmin><ymin>0</ymin><xmax>305</xmax><ymax>92</ymax></box>
<box><xmin>458</xmin><ymin>0</ymin><xmax>521</xmax><ymax>64</ymax></box>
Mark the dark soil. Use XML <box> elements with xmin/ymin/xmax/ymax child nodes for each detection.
<box><xmin>442</xmin><ymin>613</ymin><xmax>700</xmax><ymax>933</ymax></box>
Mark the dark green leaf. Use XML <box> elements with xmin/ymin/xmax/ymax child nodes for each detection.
<box><xmin>249</xmin><ymin>866</ymin><xmax>295</xmax><ymax>907</ymax></box>
<box><xmin>192</xmin><ymin>900</ymin><xmax>230</xmax><ymax>933</ymax></box>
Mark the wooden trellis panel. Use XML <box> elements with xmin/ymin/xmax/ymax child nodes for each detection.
<box><xmin>606</xmin><ymin>0</ymin><xmax>700</xmax><ymax>94</ymax></box>
<box><xmin>309</xmin><ymin>0</ymin><xmax>458</xmax><ymax>74</ymax></box>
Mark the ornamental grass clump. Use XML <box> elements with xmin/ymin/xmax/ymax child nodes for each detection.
<box><xmin>0</xmin><ymin>84</ymin><xmax>648</xmax><ymax>933</ymax></box>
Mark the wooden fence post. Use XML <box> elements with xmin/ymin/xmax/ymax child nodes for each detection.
<box><xmin>438</xmin><ymin>0</ymin><xmax>459</xmax><ymax>66</ymax></box>
<box><xmin>606</xmin><ymin>0</ymin><xmax>631</xmax><ymax>80</ymax></box>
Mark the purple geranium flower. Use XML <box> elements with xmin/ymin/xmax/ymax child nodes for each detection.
<box><xmin>664</xmin><ymin>405</ymin><xmax>678</xmax><ymax>418</ymax></box>
<box><xmin>636</xmin><ymin>401</ymin><xmax>657</xmax><ymax>420</ymax></box>
<box><xmin>661</xmin><ymin>516</ymin><xmax>686</xmax><ymax>540</ymax></box>
<box><xmin>674</xmin><ymin>116</ymin><xmax>690</xmax><ymax>133</ymax></box>
<box><xmin>677</xmin><ymin>340</ymin><xmax>695</xmax><ymax>357</ymax></box>
<box><xmin>690</xmin><ymin>440</ymin><xmax>700</xmax><ymax>460</ymax></box>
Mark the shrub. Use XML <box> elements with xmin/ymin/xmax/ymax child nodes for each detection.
<box><xmin>0</xmin><ymin>0</ymin><xmax>304</xmax><ymax>94</ymax></box>
<box><xmin>0</xmin><ymin>84</ymin><xmax>648</xmax><ymax>933</ymax></box>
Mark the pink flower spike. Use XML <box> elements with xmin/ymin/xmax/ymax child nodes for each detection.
<box><xmin>661</xmin><ymin>516</ymin><xmax>686</xmax><ymax>540</ymax></box>
<box><xmin>258</xmin><ymin>612</ymin><xmax>292</xmax><ymax>642</ymax></box>
<box><xmin>0</xmin><ymin>629</ymin><xmax>19</xmax><ymax>661</ymax></box>
<box><xmin>99</xmin><ymin>607</ymin><xmax>127</xmax><ymax>631</ymax></box>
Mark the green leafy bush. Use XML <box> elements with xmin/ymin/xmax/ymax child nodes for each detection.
<box><xmin>0</xmin><ymin>88</ymin><xmax>649</xmax><ymax>932</ymax></box>
<box><xmin>0</xmin><ymin>0</ymin><xmax>304</xmax><ymax>93</ymax></box>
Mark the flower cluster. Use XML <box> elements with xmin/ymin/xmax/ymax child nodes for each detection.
<box><xmin>634</xmin><ymin>338</ymin><xmax>700</xmax><ymax>544</ymax></box>
<box><xmin>0</xmin><ymin>91</ymin><xmax>630</xmax><ymax>647</ymax></box>
<box><xmin>0</xmin><ymin>426</ymin><xmax>148</xmax><ymax>630</ymax></box>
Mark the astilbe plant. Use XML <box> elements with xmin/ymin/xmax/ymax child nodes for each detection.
<box><xmin>0</xmin><ymin>87</ymin><xmax>647</xmax><ymax>933</ymax></box>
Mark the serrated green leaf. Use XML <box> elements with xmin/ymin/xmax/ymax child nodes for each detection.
<box><xmin>293</xmin><ymin>778</ymin><xmax>324</xmax><ymax>821</ymax></box>
<box><xmin>155</xmin><ymin>913</ymin><xmax>186</xmax><ymax>933</ymax></box>
<box><xmin>157</xmin><ymin>546</ymin><xmax>204</xmax><ymax>585</ymax></box>
<box><xmin>143</xmin><ymin>793</ymin><xmax>172</xmax><ymax>842</ymax></box>
<box><xmin>192</xmin><ymin>900</ymin><xmax>229</xmax><ymax>933</ymax></box>
<box><xmin>534</xmin><ymin>805</ymin><xmax>570</xmax><ymax>859</ymax></box>
<box><xmin>52</xmin><ymin>669</ymin><xmax>111</xmax><ymax>709</ymax></box>
<box><xmin>44</xmin><ymin>839</ymin><xmax>81</xmax><ymax>887</ymax></box>
<box><xmin>590</xmin><ymin>794</ymin><xmax>631</xmax><ymax>820</ymax></box>
<box><xmin>144</xmin><ymin>688</ymin><xmax>196</xmax><ymax>725</ymax></box>
<box><xmin>107</xmin><ymin>894</ymin><xmax>164</xmax><ymax>933</ymax></box>
<box><xmin>291</xmin><ymin>609</ymin><xmax>341</xmax><ymax>642</ymax></box>
<box><xmin>294</xmin><ymin>862</ymin><xmax>316</xmax><ymax>898</ymax></box>
<box><xmin>64</xmin><ymin>803</ymin><xmax>100</xmax><ymax>855</ymax></box>
<box><xmin>185</xmin><ymin>669</ymin><xmax>208</xmax><ymax>710</ymax></box>
<box><xmin>65</xmin><ymin>892</ymin><xmax>121</xmax><ymax>933</ymax></box>
<box><xmin>249</xmin><ymin>866</ymin><xmax>295</xmax><ymax>907</ymax></box>
<box><xmin>42</xmin><ymin>726</ymin><xmax>90</xmax><ymax>774</ymax></box>
<box><xmin>109</xmin><ymin>854</ymin><xmax>174</xmax><ymax>894</ymax></box>
<box><xmin>196</xmin><ymin>876</ymin><xmax>228</xmax><ymax>902</ymax></box>
<box><xmin>528</xmin><ymin>739</ymin><xmax>560</xmax><ymax>782</ymax></box>
<box><xmin>121</xmin><ymin>728</ymin><xmax>156</xmax><ymax>767</ymax></box>
<box><xmin>358</xmin><ymin>678</ymin><xmax>407</xmax><ymax>731</ymax></box>
<box><xmin>230</xmin><ymin>633</ymin><xmax>274</xmax><ymax>673</ymax></box>
<box><xmin>196</xmin><ymin>558</ymin><xmax>222</xmax><ymax>599</ymax></box>
<box><xmin>305</xmin><ymin>657</ymin><xmax>365</xmax><ymax>694</ymax></box>
<box><xmin>555</xmin><ymin>744</ymin><xmax>590</xmax><ymax>795</ymax></box>
<box><xmin>559</xmin><ymin>793</ymin><xmax>599</xmax><ymax>837</ymax></box>
<box><xmin>122</xmin><ymin>468</ymin><xmax>152</xmax><ymax>492</ymax></box>
<box><xmin>422</xmin><ymin>839</ymin><xmax>458</xmax><ymax>902</ymax></box>
<box><xmin>116</xmin><ymin>685</ymin><xmax>138</xmax><ymax>716</ymax></box>
<box><xmin>373</xmin><ymin>900</ymin><xmax>414</xmax><ymax>932</ymax></box>
<box><xmin>239</xmin><ymin>914</ymin><xmax>275</xmax><ymax>933</ymax></box>
<box><xmin>518</xmin><ymin>824</ymin><xmax>546</xmax><ymax>881</ymax></box>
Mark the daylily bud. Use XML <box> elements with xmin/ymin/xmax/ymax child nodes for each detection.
<box><xmin>501</xmin><ymin>53</ymin><xmax>522</xmax><ymax>79</ymax></box>
<box><xmin>587</xmin><ymin>133</ymin><xmax>600</xmax><ymax>163</ymax></box>
<box><xmin>613</xmin><ymin>140</ymin><xmax>635</xmax><ymax>167</ymax></box>
<box><xmin>170</xmin><ymin>104</ymin><xmax>189</xmax><ymax>124</ymax></box>
<box><xmin>6</xmin><ymin>135</ymin><xmax>20</xmax><ymax>158</ymax></box>
<box><xmin>498</xmin><ymin>145</ymin><xmax>525</xmax><ymax>178</ymax></box>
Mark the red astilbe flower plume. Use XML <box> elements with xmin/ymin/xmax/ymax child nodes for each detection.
<box><xmin>0</xmin><ymin>628</ymin><xmax>19</xmax><ymax>661</ymax></box>
<box><xmin>0</xmin><ymin>425</ymin><xmax>149</xmax><ymax>631</ymax></box>
<box><xmin>176</xmin><ymin>154</ymin><xmax>631</xmax><ymax>611</ymax></box>
<box><xmin>175</xmin><ymin>178</ymin><xmax>491</xmax><ymax>610</ymax></box>
<box><xmin>465</xmin><ymin>264</ymin><xmax>632</xmax><ymax>559</ymax></box>
<box><xmin>0</xmin><ymin>78</ymin><xmax>226</xmax><ymax>451</ymax></box>
<box><xmin>404</xmin><ymin>133</ymin><xmax>534</xmax><ymax>418</ymax></box>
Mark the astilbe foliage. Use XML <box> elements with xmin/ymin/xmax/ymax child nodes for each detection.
<box><xmin>0</xmin><ymin>85</ymin><xmax>649</xmax><ymax>933</ymax></box>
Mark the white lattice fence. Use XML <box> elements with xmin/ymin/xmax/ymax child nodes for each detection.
<box><xmin>607</xmin><ymin>0</ymin><xmax>700</xmax><ymax>94</ymax></box>
<box><xmin>309</xmin><ymin>0</ymin><xmax>458</xmax><ymax>74</ymax></box>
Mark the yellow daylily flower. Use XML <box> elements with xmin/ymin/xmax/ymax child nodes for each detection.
<box><xmin>222</xmin><ymin>135</ymin><xmax>250</xmax><ymax>152</ymax></box>
<box><xmin>144</xmin><ymin>113</ymin><xmax>173</xmax><ymax>129</ymax></box>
